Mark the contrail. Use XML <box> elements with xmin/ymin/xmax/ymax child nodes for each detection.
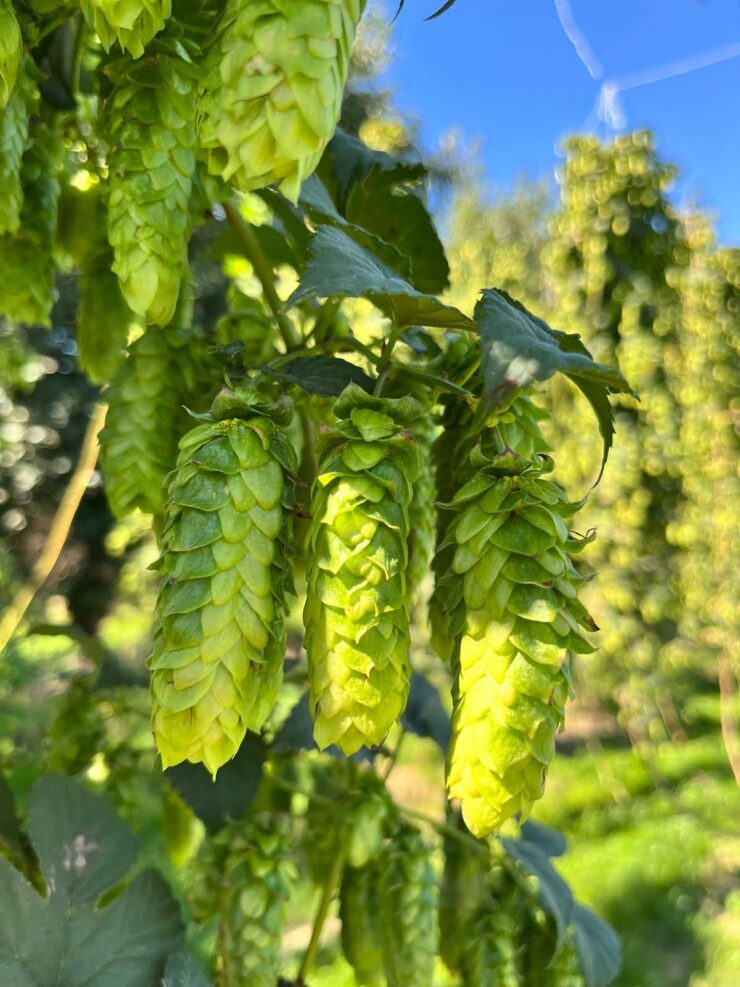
<box><xmin>553</xmin><ymin>0</ymin><xmax>604</xmax><ymax>80</ymax></box>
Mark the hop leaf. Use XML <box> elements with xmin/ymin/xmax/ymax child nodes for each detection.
<box><xmin>0</xmin><ymin>72</ymin><xmax>31</xmax><ymax>236</ymax></box>
<box><xmin>304</xmin><ymin>383</ymin><xmax>423</xmax><ymax>754</ymax></box>
<box><xmin>444</xmin><ymin>441</ymin><xmax>596</xmax><ymax>837</ymax></box>
<box><xmin>340</xmin><ymin>863</ymin><xmax>385</xmax><ymax>987</ymax></box>
<box><xmin>380</xmin><ymin>824</ymin><xmax>439</xmax><ymax>987</ymax></box>
<box><xmin>198</xmin><ymin>0</ymin><xmax>365</xmax><ymax>202</ymax></box>
<box><xmin>79</xmin><ymin>0</ymin><xmax>171</xmax><ymax>58</ymax></box>
<box><xmin>0</xmin><ymin>0</ymin><xmax>22</xmax><ymax>109</ymax></box>
<box><xmin>149</xmin><ymin>389</ymin><xmax>297</xmax><ymax>774</ymax></box>
<box><xmin>104</xmin><ymin>38</ymin><xmax>198</xmax><ymax>325</ymax></box>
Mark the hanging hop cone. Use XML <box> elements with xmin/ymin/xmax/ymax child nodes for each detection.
<box><xmin>380</xmin><ymin>823</ymin><xmax>439</xmax><ymax>987</ymax></box>
<box><xmin>459</xmin><ymin>876</ymin><xmax>522</xmax><ymax>987</ymax></box>
<box><xmin>0</xmin><ymin>122</ymin><xmax>59</xmax><ymax>326</ymax></box>
<box><xmin>104</xmin><ymin>36</ymin><xmax>197</xmax><ymax>326</ymax></box>
<box><xmin>198</xmin><ymin>0</ymin><xmax>366</xmax><ymax>201</ymax></box>
<box><xmin>0</xmin><ymin>0</ymin><xmax>22</xmax><ymax>109</ymax></box>
<box><xmin>149</xmin><ymin>386</ymin><xmax>297</xmax><ymax>774</ymax></box>
<box><xmin>0</xmin><ymin>70</ymin><xmax>32</xmax><ymax>236</ymax></box>
<box><xmin>438</xmin><ymin>808</ymin><xmax>488</xmax><ymax>975</ymax></box>
<box><xmin>191</xmin><ymin>813</ymin><xmax>295</xmax><ymax>987</ymax></box>
<box><xmin>340</xmin><ymin>862</ymin><xmax>386</xmax><ymax>987</ymax></box>
<box><xmin>79</xmin><ymin>0</ymin><xmax>171</xmax><ymax>59</ymax></box>
<box><xmin>443</xmin><ymin>445</ymin><xmax>597</xmax><ymax>838</ymax></box>
<box><xmin>304</xmin><ymin>383</ymin><xmax>423</xmax><ymax>754</ymax></box>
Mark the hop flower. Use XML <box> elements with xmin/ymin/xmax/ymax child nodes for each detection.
<box><xmin>104</xmin><ymin>37</ymin><xmax>197</xmax><ymax>325</ymax></box>
<box><xmin>545</xmin><ymin>934</ymin><xmax>585</xmax><ymax>987</ymax></box>
<box><xmin>198</xmin><ymin>0</ymin><xmax>365</xmax><ymax>201</ymax></box>
<box><xmin>460</xmin><ymin>886</ymin><xmax>521</xmax><ymax>987</ymax></box>
<box><xmin>304</xmin><ymin>383</ymin><xmax>422</xmax><ymax>754</ymax></box>
<box><xmin>443</xmin><ymin>446</ymin><xmax>596</xmax><ymax>837</ymax></box>
<box><xmin>340</xmin><ymin>863</ymin><xmax>386</xmax><ymax>987</ymax></box>
<box><xmin>79</xmin><ymin>0</ymin><xmax>171</xmax><ymax>58</ymax></box>
<box><xmin>148</xmin><ymin>388</ymin><xmax>297</xmax><ymax>773</ymax></box>
<box><xmin>439</xmin><ymin>809</ymin><xmax>487</xmax><ymax>974</ymax></box>
<box><xmin>0</xmin><ymin>0</ymin><xmax>22</xmax><ymax>109</ymax></box>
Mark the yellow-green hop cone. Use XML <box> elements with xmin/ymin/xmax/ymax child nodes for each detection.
<box><xmin>340</xmin><ymin>863</ymin><xmax>385</xmax><ymax>987</ymax></box>
<box><xmin>149</xmin><ymin>388</ymin><xmax>297</xmax><ymax>773</ymax></box>
<box><xmin>104</xmin><ymin>38</ymin><xmax>197</xmax><ymax>325</ymax></box>
<box><xmin>0</xmin><ymin>122</ymin><xmax>59</xmax><ymax>326</ymax></box>
<box><xmin>192</xmin><ymin>814</ymin><xmax>295</xmax><ymax>987</ymax></box>
<box><xmin>444</xmin><ymin>448</ymin><xmax>597</xmax><ymax>838</ymax></box>
<box><xmin>304</xmin><ymin>383</ymin><xmax>423</xmax><ymax>754</ymax></box>
<box><xmin>0</xmin><ymin>0</ymin><xmax>22</xmax><ymax>109</ymax></box>
<box><xmin>79</xmin><ymin>0</ymin><xmax>171</xmax><ymax>58</ymax></box>
<box><xmin>460</xmin><ymin>889</ymin><xmax>521</xmax><ymax>987</ymax></box>
<box><xmin>198</xmin><ymin>0</ymin><xmax>366</xmax><ymax>201</ymax></box>
<box><xmin>380</xmin><ymin>824</ymin><xmax>439</xmax><ymax>987</ymax></box>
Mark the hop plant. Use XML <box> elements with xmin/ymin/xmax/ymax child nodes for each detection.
<box><xmin>148</xmin><ymin>387</ymin><xmax>297</xmax><ymax>773</ymax></box>
<box><xmin>443</xmin><ymin>444</ymin><xmax>597</xmax><ymax>837</ymax></box>
<box><xmin>0</xmin><ymin>0</ymin><xmax>22</xmax><ymax>109</ymax></box>
<box><xmin>407</xmin><ymin>407</ymin><xmax>437</xmax><ymax>606</ymax></box>
<box><xmin>198</xmin><ymin>0</ymin><xmax>365</xmax><ymax>201</ymax></box>
<box><xmin>79</xmin><ymin>0</ymin><xmax>171</xmax><ymax>59</ymax></box>
<box><xmin>215</xmin><ymin>289</ymin><xmax>278</xmax><ymax>366</ymax></box>
<box><xmin>439</xmin><ymin>809</ymin><xmax>487</xmax><ymax>974</ymax></box>
<box><xmin>192</xmin><ymin>813</ymin><xmax>295</xmax><ymax>987</ymax></box>
<box><xmin>459</xmin><ymin>876</ymin><xmax>522</xmax><ymax>987</ymax></box>
<box><xmin>304</xmin><ymin>383</ymin><xmax>422</xmax><ymax>754</ymax></box>
<box><xmin>340</xmin><ymin>863</ymin><xmax>386</xmax><ymax>987</ymax></box>
<box><xmin>0</xmin><ymin>76</ymin><xmax>30</xmax><ymax>235</ymax></box>
<box><xmin>544</xmin><ymin>935</ymin><xmax>585</xmax><ymax>987</ymax></box>
<box><xmin>0</xmin><ymin>122</ymin><xmax>59</xmax><ymax>326</ymax></box>
<box><xmin>380</xmin><ymin>824</ymin><xmax>439</xmax><ymax>987</ymax></box>
<box><xmin>104</xmin><ymin>37</ymin><xmax>197</xmax><ymax>326</ymax></box>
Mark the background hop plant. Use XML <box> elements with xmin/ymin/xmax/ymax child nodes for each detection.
<box><xmin>191</xmin><ymin>813</ymin><xmax>295</xmax><ymax>987</ymax></box>
<box><xmin>304</xmin><ymin>383</ymin><xmax>422</xmax><ymax>754</ymax></box>
<box><xmin>459</xmin><ymin>880</ymin><xmax>522</xmax><ymax>987</ymax></box>
<box><xmin>79</xmin><ymin>0</ymin><xmax>171</xmax><ymax>58</ymax></box>
<box><xmin>198</xmin><ymin>0</ymin><xmax>366</xmax><ymax>201</ymax></box>
<box><xmin>104</xmin><ymin>37</ymin><xmax>198</xmax><ymax>326</ymax></box>
<box><xmin>443</xmin><ymin>441</ymin><xmax>597</xmax><ymax>837</ymax></box>
<box><xmin>148</xmin><ymin>387</ymin><xmax>297</xmax><ymax>773</ymax></box>
<box><xmin>0</xmin><ymin>73</ymin><xmax>31</xmax><ymax>235</ymax></box>
<box><xmin>340</xmin><ymin>861</ymin><xmax>386</xmax><ymax>987</ymax></box>
<box><xmin>544</xmin><ymin>934</ymin><xmax>585</xmax><ymax>987</ymax></box>
<box><xmin>380</xmin><ymin>823</ymin><xmax>439</xmax><ymax>987</ymax></box>
<box><xmin>438</xmin><ymin>808</ymin><xmax>488</xmax><ymax>974</ymax></box>
<box><xmin>0</xmin><ymin>0</ymin><xmax>22</xmax><ymax>109</ymax></box>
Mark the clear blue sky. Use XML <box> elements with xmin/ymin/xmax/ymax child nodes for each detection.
<box><xmin>382</xmin><ymin>0</ymin><xmax>740</xmax><ymax>243</ymax></box>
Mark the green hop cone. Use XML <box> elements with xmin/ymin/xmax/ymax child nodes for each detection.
<box><xmin>215</xmin><ymin>289</ymin><xmax>278</xmax><ymax>366</ymax></box>
<box><xmin>444</xmin><ymin>446</ymin><xmax>597</xmax><ymax>837</ymax></box>
<box><xmin>0</xmin><ymin>122</ymin><xmax>59</xmax><ymax>326</ymax></box>
<box><xmin>380</xmin><ymin>823</ymin><xmax>439</xmax><ymax>987</ymax></box>
<box><xmin>104</xmin><ymin>37</ymin><xmax>197</xmax><ymax>325</ymax></box>
<box><xmin>340</xmin><ymin>863</ymin><xmax>385</xmax><ymax>987</ymax></box>
<box><xmin>460</xmin><ymin>888</ymin><xmax>521</xmax><ymax>987</ymax></box>
<box><xmin>439</xmin><ymin>808</ymin><xmax>488</xmax><ymax>974</ymax></box>
<box><xmin>304</xmin><ymin>383</ymin><xmax>423</xmax><ymax>754</ymax></box>
<box><xmin>0</xmin><ymin>76</ymin><xmax>30</xmax><ymax>235</ymax></box>
<box><xmin>149</xmin><ymin>387</ymin><xmax>297</xmax><ymax>773</ymax></box>
<box><xmin>198</xmin><ymin>0</ymin><xmax>365</xmax><ymax>201</ymax></box>
<box><xmin>407</xmin><ymin>407</ymin><xmax>437</xmax><ymax>607</ymax></box>
<box><xmin>192</xmin><ymin>814</ymin><xmax>295</xmax><ymax>987</ymax></box>
<box><xmin>0</xmin><ymin>0</ymin><xmax>22</xmax><ymax>109</ymax></box>
<box><xmin>545</xmin><ymin>934</ymin><xmax>585</xmax><ymax>987</ymax></box>
<box><xmin>79</xmin><ymin>0</ymin><xmax>171</xmax><ymax>58</ymax></box>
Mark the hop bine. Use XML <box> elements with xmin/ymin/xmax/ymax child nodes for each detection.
<box><xmin>442</xmin><ymin>441</ymin><xmax>597</xmax><ymax>837</ymax></box>
<box><xmin>198</xmin><ymin>0</ymin><xmax>365</xmax><ymax>201</ymax></box>
<box><xmin>79</xmin><ymin>0</ymin><xmax>171</xmax><ymax>59</ymax></box>
<box><xmin>304</xmin><ymin>383</ymin><xmax>422</xmax><ymax>754</ymax></box>
<box><xmin>0</xmin><ymin>0</ymin><xmax>22</xmax><ymax>109</ymax></box>
<box><xmin>149</xmin><ymin>387</ymin><xmax>297</xmax><ymax>774</ymax></box>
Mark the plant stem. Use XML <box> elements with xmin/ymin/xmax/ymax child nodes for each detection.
<box><xmin>297</xmin><ymin>842</ymin><xmax>345</xmax><ymax>983</ymax></box>
<box><xmin>71</xmin><ymin>15</ymin><xmax>87</xmax><ymax>98</ymax></box>
<box><xmin>223</xmin><ymin>200</ymin><xmax>302</xmax><ymax>352</ymax></box>
<box><xmin>0</xmin><ymin>402</ymin><xmax>107</xmax><ymax>653</ymax></box>
<box><xmin>381</xmin><ymin>728</ymin><xmax>406</xmax><ymax>781</ymax></box>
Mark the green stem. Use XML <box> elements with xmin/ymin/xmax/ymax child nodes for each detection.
<box><xmin>381</xmin><ymin>728</ymin><xmax>406</xmax><ymax>781</ymax></box>
<box><xmin>376</xmin><ymin>321</ymin><xmax>404</xmax><ymax>380</ymax></box>
<box><xmin>71</xmin><ymin>16</ymin><xmax>87</xmax><ymax>98</ymax></box>
<box><xmin>297</xmin><ymin>842</ymin><xmax>345</xmax><ymax>983</ymax></box>
<box><xmin>310</xmin><ymin>297</ymin><xmax>344</xmax><ymax>343</ymax></box>
<box><xmin>223</xmin><ymin>201</ymin><xmax>302</xmax><ymax>352</ymax></box>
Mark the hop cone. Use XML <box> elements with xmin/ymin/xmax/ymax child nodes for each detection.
<box><xmin>0</xmin><ymin>0</ymin><xmax>22</xmax><ymax>109</ymax></box>
<box><xmin>0</xmin><ymin>77</ymin><xmax>30</xmax><ymax>235</ymax></box>
<box><xmin>304</xmin><ymin>383</ymin><xmax>422</xmax><ymax>754</ymax></box>
<box><xmin>192</xmin><ymin>814</ymin><xmax>295</xmax><ymax>987</ymax></box>
<box><xmin>444</xmin><ymin>446</ymin><xmax>596</xmax><ymax>837</ymax></box>
<box><xmin>380</xmin><ymin>824</ymin><xmax>439</xmax><ymax>987</ymax></box>
<box><xmin>149</xmin><ymin>388</ymin><xmax>297</xmax><ymax>773</ymax></box>
<box><xmin>79</xmin><ymin>0</ymin><xmax>171</xmax><ymax>58</ymax></box>
<box><xmin>0</xmin><ymin>123</ymin><xmax>59</xmax><ymax>326</ymax></box>
<box><xmin>545</xmin><ymin>935</ymin><xmax>584</xmax><ymax>987</ymax></box>
<box><xmin>100</xmin><ymin>324</ymin><xmax>198</xmax><ymax>517</ymax></box>
<box><xmin>407</xmin><ymin>408</ymin><xmax>437</xmax><ymax>606</ymax></box>
<box><xmin>460</xmin><ymin>891</ymin><xmax>521</xmax><ymax>987</ymax></box>
<box><xmin>198</xmin><ymin>0</ymin><xmax>365</xmax><ymax>201</ymax></box>
<box><xmin>340</xmin><ymin>863</ymin><xmax>385</xmax><ymax>987</ymax></box>
<box><xmin>215</xmin><ymin>290</ymin><xmax>278</xmax><ymax>366</ymax></box>
<box><xmin>439</xmin><ymin>808</ymin><xmax>487</xmax><ymax>974</ymax></box>
<box><xmin>105</xmin><ymin>37</ymin><xmax>197</xmax><ymax>325</ymax></box>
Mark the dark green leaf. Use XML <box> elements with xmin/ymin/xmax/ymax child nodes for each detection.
<box><xmin>166</xmin><ymin>734</ymin><xmax>266</xmax><ymax>832</ymax></box>
<box><xmin>400</xmin><ymin>327</ymin><xmax>442</xmax><ymax>357</ymax></box>
<box><xmin>520</xmin><ymin>819</ymin><xmax>567</xmax><ymax>858</ymax></box>
<box><xmin>571</xmin><ymin>903</ymin><xmax>621</xmax><ymax>987</ymax></box>
<box><xmin>501</xmin><ymin>836</ymin><xmax>574</xmax><ymax>943</ymax></box>
<box><xmin>288</xmin><ymin>226</ymin><xmax>473</xmax><ymax>331</ymax></box>
<box><xmin>162</xmin><ymin>952</ymin><xmax>213</xmax><ymax>987</ymax></box>
<box><xmin>266</xmin><ymin>355</ymin><xmax>375</xmax><ymax>397</ymax></box>
<box><xmin>324</xmin><ymin>129</ymin><xmax>425</xmax><ymax>212</ymax></box>
<box><xmin>0</xmin><ymin>776</ymin><xmax>23</xmax><ymax>861</ymax></box>
<box><xmin>401</xmin><ymin>672</ymin><xmax>452</xmax><ymax>752</ymax></box>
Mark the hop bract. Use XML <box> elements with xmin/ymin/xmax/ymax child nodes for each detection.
<box><xmin>198</xmin><ymin>0</ymin><xmax>365</xmax><ymax>201</ymax></box>
<box><xmin>149</xmin><ymin>389</ymin><xmax>297</xmax><ymax>774</ymax></box>
<box><xmin>304</xmin><ymin>383</ymin><xmax>422</xmax><ymax>754</ymax></box>
<box><xmin>0</xmin><ymin>0</ymin><xmax>22</xmax><ymax>109</ymax></box>
<box><xmin>444</xmin><ymin>448</ymin><xmax>597</xmax><ymax>837</ymax></box>
<box><xmin>340</xmin><ymin>863</ymin><xmax>385</xmax><ymax>987</ymax></box>
<box><xmin>79</xmin><ymin>0</ymin><xmax>171</xmax><ymax>59</ymax></box>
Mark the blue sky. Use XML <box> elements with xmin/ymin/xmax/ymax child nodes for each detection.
<box><xmin>381</xmin><ymin>0</ymin><xmax>740</xmax><ymax>243</ymax></box>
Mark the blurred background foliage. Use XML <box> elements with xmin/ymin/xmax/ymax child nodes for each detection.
<box><xmin>1</xmin><ymin>8</ymin><xmax>738</xmax><ymax>987</ymax></box>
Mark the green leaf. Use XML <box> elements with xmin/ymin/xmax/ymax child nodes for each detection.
<box><xmin>571</xmin><ymin>903</ymin><xmax>621</xmax><ymax>987</ymax></box>
<box><xmin>166</xmin><ymin>734</ymin><xmax>266</xmax><ymax>832</ymax></box>
<box><xmin>161</xmin><ymin>951</ymin><xmax>213</xmax><ymax>987</ymax></box>
<box><xmin>501</xmin><ymin>835</ymin><xmax>574</xmax><ymax>944</ymax></box>
<box><xmin>520</xmin><ymin>819</ymin><xmax>568</xmax><ymax>858</ymax></box>
<box><xmin>266</xmin><ymin>355</ymin><xmax>375</xmax><ymax>397</ymax></box>
<box><xmin>0</xmin><ymin>776</ymin><xmax>182</xmax><ymax>987</ymax></box>
<box><xmin>288</xmin><ymin>226</ymin><xmax>474</xmax><ymax>331</ymax></box>
<box><xmin>324</xmin><ymin>129</ymin><xmax>426</xmax><ymax>211</ymax></box>
<box><xmin>401</xmin><ymin>673</ymin><xmax>452</xmax><ymax>752</ymax></box>
<box><xmin>0</xmin><ymin>776</ymin><xmax>23</xmax><ymax>862</ymax></box>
